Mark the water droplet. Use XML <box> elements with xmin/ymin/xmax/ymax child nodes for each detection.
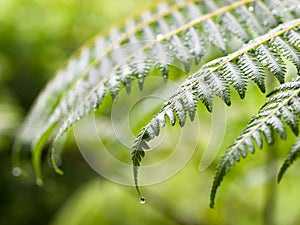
<box><xmin>139</xmin><ymin>197</ymin><xmax>146</xmax><ymax>204</ymax></box>
<box><xmin>168</xmin><ymin>45</ymin><xmax>174</xmax><ymax>50</ymax></box>
<box><xmin>248</xmin><ymin>6</ymin><xmax>254</xmax><ymax>12</ymax></box>
<box><xmin>263</xmin><ymin>20</ymin><xmax>269</xmax><ymax>26</ymax></box>
<box><xmin>156</xmin><ymin>34</ymin><xmax>164</xmax><ymax>41</ymax></box>
<box><xmin>11</xmin><ymin>167</ymin><xmax>22</xmax><ymax>177</ymax></box>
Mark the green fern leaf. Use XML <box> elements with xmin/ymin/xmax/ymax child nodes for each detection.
<box><xmin>255</xmin><ymin>44</ymin><xmax>287</xmax><ymax>83</ymax></box>
<box><xmin>265</xmin><ymin>0</ymin><xmax>294</xmax><ymax>21</ymax></box>
<box><xmin>285</xmin><ymin>0</ymin><xmax>300</xmax><ymax>16</ymax></box>
<box><xmin>278</xmin><ymin>138</ymin><xmax>300</xmax><ymax>183</ymax></box>
<box><xmin>174</xmin><ymin>99</ymin><xmax>187</xmax><ymax>127</ymax></box>
<box><xmin>131</xmin><ymin>18</ymin><xmax>300</xmax><ymax>200</ymax></box>
<box><xmin>220</xmin><ymin>61</ymin><xmax>247</xmax><ymax>98</ymax></box>
<box><xmin>195</xmin><ymin>80</ymin><xmax>214</xmax><ymax>112</ymax></box>
<box><xmin>204</xmin><ymin>68</ymin><xmax>232</xmax><ymax>106</ymax></box>
<box><xmin>12</xmin><ymin>0</ymin><xmax>300</xmax><ymax>194</ymax></box>
<box><xmin>203</xmin><ymin>19</ymin><xmax>228</xmax><ymax>51</ymax></box>
<box><xmin>210</xmin><ymin>76</ymin><xmax>300</xmax><ymax>208</ymax></box>
<box><xmin>251</xmin><ymin>1</ymin><xmax>277</xmax><ymax>28</ymax></box>
<box><xmin>204</xmin><ymin>0</ymin><xmax>251</xmax><ymax>41</ymax></box>
<box><xmin>183</xmin><ymin>90</ymin><xmax>198</xmax><ymax>121</ymax></box>
<box><xmin>238</xmin><ymin>52</ymin><xmax>266</xmax><ymax>92</ymax></box>
<box><xmin>272</xmin><ymin>36</ymin><xmax>300</xmax><ymax>70</ymax></box>
<box><xmin>233</xmin><ymin>3</ymin><xmax>266</xmax><ymax>35</ymax></box>
<box><xmin>284</xmin><ymin>29</ymin><xmax>300</xmax><ymax>48</ymax></box>
<box><xmin>18</xmin><ymin>0</ymin><xmax>282</xmax><ymax>180</ymax></box>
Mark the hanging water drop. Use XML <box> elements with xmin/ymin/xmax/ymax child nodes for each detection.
<box><xmin>139</xmin><ymin>197</ymin><xmax>146</xmax><ymax>204</ymax></box>
<box><xmin>248</xmin><ymin>6</ymin><xmax>254</xmax><ymax>12</ymax></box>
<box><xmin>138</xmin><ymin>77</ymin><xmax>145</xmax><ymax>91</ymax></box>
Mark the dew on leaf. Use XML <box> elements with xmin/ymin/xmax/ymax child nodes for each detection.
<box><xmin>156</xmin><ymin>34</ymin><xmax>164</xmax><ymax>41</ymax></box>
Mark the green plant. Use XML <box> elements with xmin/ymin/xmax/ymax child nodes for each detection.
<box><xmin>13</xmin><ymin>0</ymin><xmax>300</xmax><ymax>209</ymax></box>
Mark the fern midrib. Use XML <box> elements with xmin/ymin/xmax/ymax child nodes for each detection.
<box><xmin>223</xmin><ymin>86</ymin><xmax>300</xmax><ymax>167</ymax></box>
<box><xmin>52</xmin><ymin>0</ymin><xmax>256</xmax><ymax>132</ymax></box>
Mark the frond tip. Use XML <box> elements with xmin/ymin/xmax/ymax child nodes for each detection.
<box><xmin>278</xmin><ymin>138</ymin><xmax>300</xmax><ymax>183</ymax></box>
<box><xmin>210</xmin><ymin>76</ymin><xmax>300</xmax><ymax>208</ymax></box>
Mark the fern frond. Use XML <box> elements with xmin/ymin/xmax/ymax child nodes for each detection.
<box><xmin>210</xmin><ymin>76</ymin><xmax>300</xmax><ymax>208</ymax></box>
<box><xmin>14</xmin><ymin>0</ymin><xmax>298</xmax><ymax>181</ymax></box>
<box><xmin>278</xmin><ymin>138</ymin><xmax>300</xmax><ymax>183</ymax></box>
<box><xmin>131</xmin><ymin>18</ymin><xmax>300</xmax><ymax>198</ymax></box>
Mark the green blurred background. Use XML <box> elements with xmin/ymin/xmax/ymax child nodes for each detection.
<box><xmin>1</xmin><ymin>0</ymin><xmax>300</xmax><ymax>225</ymax></box>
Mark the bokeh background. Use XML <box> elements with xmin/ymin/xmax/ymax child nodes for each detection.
<box><xmin>1</xmin><ymin>0</ymin><xmax>300</xmax><ymax>225</ymax></box>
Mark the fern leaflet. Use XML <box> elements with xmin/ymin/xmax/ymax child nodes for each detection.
<box><xmin>210</xmin><ymin>76</ymin><xmax>300</xmax><ymax>208</ymax></box>
<box><xmin>278</xmin><ymin>138</ymin><xmax>300</xmax><ymax>183</ymax></box>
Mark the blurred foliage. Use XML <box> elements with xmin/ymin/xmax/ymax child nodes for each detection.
<box><xmin>1</xmin><ymin>0</ymin><xmax>300</xmax><ymax>225</ymax></box>
<box><xmin>0</xmin><ymin>0</ymin><xmax>155</xmax><ymax>109</ymax></box>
